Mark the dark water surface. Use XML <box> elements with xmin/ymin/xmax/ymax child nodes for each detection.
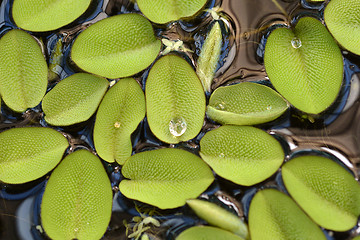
<box><xmin>1</xmin><ymin>0</ymin><xmax>360</xmax><ymax>239</ymax></box>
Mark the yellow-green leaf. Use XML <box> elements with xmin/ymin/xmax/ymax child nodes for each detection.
<box><xmin>0</xmin><ymin>127</ymin><xmax>69</xmax><ymax>184</ymax></box>
<box><xmin>176</xmin><ymin>226</ymin><xmax>245</xmax><ymax>240</ymax></box>
<box><xmin>249</xmin><ymin>189</ymin><xmax>326</xmax><ymax>240</ymax></box>
<box><xmin>264</xmin><ymin>17</ymin><xmax>343</xmax><ymax>114</ymax></box>
<box><xmin>137</xmin><ymin>0</ymin><xmax>207</xmax><ymax>24</ymax></box>
<box><xmin>325</xmin><ymin>0</ymin><xmax>360</xmax><ymax>55</ymax></box>
<box><xmin>71</xmin><ymin>13</ymin><xmax>161</xmax><ymax>78</ymax></box>
<box><xmin>196</xmin><ymin>21</ymin><xmax>222</xmax><ymax>93</ymax></box>
<box><xmin>282</xmin><ymin>155</ymin><xmax>360</xmax><ymax>231</ymax></box>
<box><xmin>12</xmin><ymin>0</ymin><xmax>92</xmax><ymax>32</ymax></box>
<box><xmin>94</xmin><ymin>78</ymin><xmax>145</xmax><ymax>165</ymax></box>
<box><xmin>42</xmin><ymin>73</ymin><xmax>109</xmax><ymax>126</ymax></box>
<box><xmin>146</xmin><ymin>55</ymin><xmax>206</xmax><ymax>144</ymax></box>
<box><xmin>41</xmin><ymin>150</ymin><xmax>113</xmax><ymax>240</ymax></box>
<box><xmin>0</xmin><ymin>29</ymin><xmax>47</xmax><ymax>112</ymax></box>
<box><xmin>199</xmin><ymin>126</ymin><xmax>284</xmax><ymax>186</ymax></box>
<box><xmin>187</xmin><ymin>199</ymin><xmax>248</xmax><ymax>239</ymax></box>
<box><xmin>207</xmin><ymin>82</ymin><xmax>288</xmax><ymax>125</ymax></box>
<box><xmin>120</xmin><ymin>148</ymin><xmax>214</xmax><ymax>209</ymax></box>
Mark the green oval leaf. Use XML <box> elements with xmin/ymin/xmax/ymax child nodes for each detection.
<box><xmin>42</xmin><ymin>73</ymin><xmax>109</xmax><ymax>126</ymax></box>
<box><xmin>120</xmin><ymin>148</ymin><xmax>214</xmax><ymax>209</ymax></box>
<box><xmin>94</xmin><ymin>78</ymin><xmax>145</xmax><ymax>165</ymax></box>
<box><xmin>196</xmin><ymin>21</ymin><xmax>222</xmax><ymax>93</ymax></box>
<box><xmin>12</xmin><ymin>0</ymin><xmax>92</xmax><ymax>32</ymax></box>
<box><xmin>137</xmin><ymin>0</ymin><xmax>207</xmax><ymax>24</ymax></box>
<box><xmin>199</xmin><ymin>125</ymin><xmax>284</xmax><ymax>186</ymax></box>
<box><xmin>176</xmin><ymin>226</ymin><xmax>245</xmax><ymax>240</ymax></box>
<box><xmin>249</xmin><ymin>189</ymin><xmax>326</xmax><ymax>240</ymax></box>
<box><xmin>41</xmin><ymin>149</ymin><xmax>112</xmax><ymax>240</ymax></box>
<box><xmin>0</xmin><ymin>127</ymin><xmax>68</xmax><ymax>184</ymax></box>
<box><xmin>324</xmin><ymin>0</ymin><xmax>360</xmax><ymax>55</ymax></box>
<box><xmin>0</xmin><ymin>29</ymin><xmax>47</xmax><ymax>112</ymax></box>
<box><xmin>282</xmin><ymin>155</ymin><xmax>360</xmax><ymax>231</ymax></box>
<box><xmin>187</xmin><ymin>199</ymin><xmax>248</xmax><ymax>239</ymax></box>
<box><xmin>207</xmin><ymin>82</ymin><xmax>289</xmax><ymax>125</ymax></box>
<box><xmin>146</xmin><ymin>55</ymin><xmax>206</xmax><ymax>144</ymax></box>
<box><xmin>71</xmin><ymin>13</ymin><xmax>161</xmax><ymax>79</ymax></box>
<box><xmin>264</xmin><ymin>17</ymin><xmax>343</xmax><ymax>114</ymax></box>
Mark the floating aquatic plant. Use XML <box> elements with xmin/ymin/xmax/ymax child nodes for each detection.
<box><xmin>136</xmin><ymin>0</ymin><xmax>207</xmax><ymax>24</ymax></box>
<box><xmin>12</xmin><ymin>0</ymin><xmax>92</xmax><ymax>32</ymax></box>
<box><xmin>264</xmin><ymin>17</ymin><xmax>343</xmax><ymax>114</ymax></box>
<box><xmin>41</xmin><ymin>150</ymin><xmax>113</xmax><ymax>240</ymax></box>
<box><xmin>146</xmin><ymin>55</ymin><xmax>206</xmax><ymax>144</ymax></box>
<box><xmin>176</xmin><ymin>226</ymin><xmax>245</xmax><ymax>240</ymax></box>
<box><xmin>0</xmin><ymin>127</ymin><xmax>68</xmax><ymax>184</ymax></box>
<box><xmin>196</xmin><ymin>21</ymin><xmax>223</xmax><ymax>93</ymax></box>
<box><xmin>42</xmin><ymin>73</ymin><xmax>109</xmax><ymax>126</ymax></box>
<box><xmin>94</xmin><ymin>78</ymin><xmax>145</xmax><ymax>165</ymax></box>
<box><xmin>199</xmin><ymin>125</ymin><xmax>284</xmax><ymax>186</ymax></box>
<box><xmin>186</xmin><ymin>199</ymin><xmax>248</xmax><ymax>239</ymax></box>
<box><xmin>207</xmin><ymin>82</ymin><xmax>289</xmax><ymax>125</ymax></box>
<box><xmin>71</xmin><ymin>13</ymin><xmax>161</xmax><ymax>78</ymax></box>
<box><xmin>249</xmin><ymin>189</ymin><xmax>326</xmax><ymax>240</ymax></box>
<box><xmin>282</xmin><ymin>155</ymin><xmax>360</xmax><ymax>231</ymax></box>
<box><xmin>0</xmin><ymin>29</ymin><xmax>47</xmax><ymax>112</ymax></box>
<box><xmin>119</xmin><ymin>148</ymin><xmax>214</xmax><ymax>209</ymax></box>
<box><xmin>324</xmin><ymin>0</ymin><xmax>360</xmax><ymax>55</ymax></box>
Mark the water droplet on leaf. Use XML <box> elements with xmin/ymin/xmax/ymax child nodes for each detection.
<box><xmin>114</xmin><ymin>122</ymin><xmax>121</xmax><ymax>128</ymax></box>
<box><xmin>215</xmin><ymin>102</ymin><xmax>226</xmax><ymax>110</ymax></box>
<box><xmin>291</xmin><ymin>37</ymin><xmax>302</xmax><ymax>49</ymax></box>
<box><xmin>169</xmin><ymin>117</ymin><xmax>187</xmax><ymax>137</ymax></box>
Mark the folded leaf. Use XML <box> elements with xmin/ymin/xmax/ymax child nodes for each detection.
<box><xmin>187</xmin><ymin>199</ymin><xmax>248</xmax><ymax>239</ymax></box>
<box><xmin>282</xmin><ymin>155</ymin><xmax>360</xmax><ymax>231</ymax></box>
<box><xmin>41</xmin><ymin>150</ymin><xmax>113</xmax><ymax>240</ymax></box>
<box><xmin>207</xmin><ymin>82</ymin><xmax>288</xmax><ymax>125</ymax></box>
<box><xmin>94</xmin><ymin>78</ymin><xmax>145</xmax><ymax>165</ymax></box>
<box><xmin>264</xmin><ymin>17</ymin><xmax>343</xmax><ymax>114</ymax></box>
<box><xmin>0</xmin><ymin>29</ymin><xmax>47</xmax><ymax>112</ymax></box>
<box><xmin>199</xmin><ymin>125</ymin><xmax>284</xmax><ymax>186</ymax></box>
<box><xmin>176</xmin><ymin>226</ymin><xmax>245</xmax><ymax>240</ymax></box>
<box><xmin>0</xmin><ymin>127</ymin><xmax>69</xmax><ymax>184</ymax></box>
<box><xmin>249</xmin><ymin>189</ymin><xmax>326</xmax><ymax>240</ymax></box>
<box><xmin>325</xmin><ymin>0</ymin><xmax>360</xmax><ymax>55</ymax></box>
<box><xmin>146</xmin><ymin>55</ymin><xmax>206</xmax><ymax>144</ymax></box>
<box><xmin>72</xmin><ymin>13</ymin><xmax>161</xmax><ymax>78</ymax></box>
<box><xmin>196</xmin><ymin>21</ymin><xmax>222</xmax><ymax>93</ymax></box>
<box><xmin>12</xmin><ymin>0</ymin><xmax>92</xmax><ymax>32</ymax></box>
<box><xmin>137</xmin><ymin>0</ymin><xmax>207</xmax><ymax>24</ymax></box>
<box><xmin>42</xmin><ymin>73</ymin><xmax>109</xmax><ymax>126</ymax></box>
<box><xmin>120</xmin><ymin>148</ymin><xmax>214</xmax><ymax>209</ymax></box>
